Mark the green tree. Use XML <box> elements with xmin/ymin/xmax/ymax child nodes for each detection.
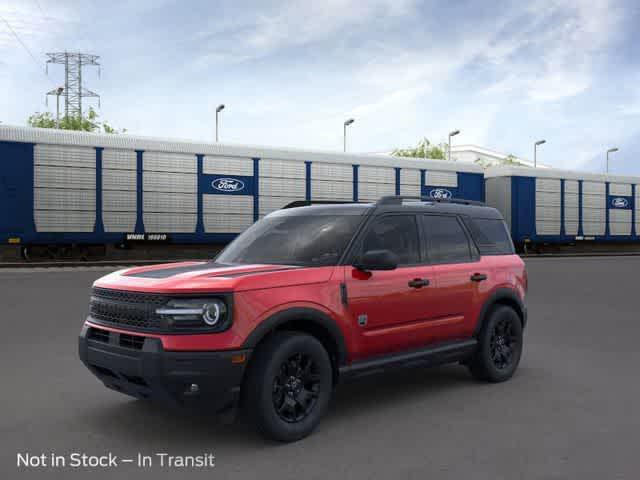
<box><xmin>392</xmin><ymin>138</ymin><xmax>447</xmax><ymax>160</ymax></box>
<box><xmin>474</xmin><ymin>153</ymin><xmax>525</xmax><ymax>168</ymax></box>
<box><xmin>27</xmin><ymin>107</ymin><xmax>126</xmax><ymax>134</ymax></box>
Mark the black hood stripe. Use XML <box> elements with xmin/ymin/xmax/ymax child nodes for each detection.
<box><xmin>124</xmin><ymin>262</ymin><xmax>299</xmax><ymax>279</ymax></box>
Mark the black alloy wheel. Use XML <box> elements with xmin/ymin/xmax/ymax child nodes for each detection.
<box><xmin>272</xmin><ymin>353</ymin><xmax>321</xmax><ymax>423</ymax></box>
<box><xmin>489</xmin><ymin>316</ymin><xmax>518</xmax><ymax>370</ymax></box>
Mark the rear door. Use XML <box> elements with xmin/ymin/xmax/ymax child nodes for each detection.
<box><xmin>345</xmin><ymin>213</ymin><xmax>437</xmax><ymax>359</ymax></box>
<box><xmin>420</xmin><ymin>214</ymin><xmax>487</xmax><ymax>340</ymax></box>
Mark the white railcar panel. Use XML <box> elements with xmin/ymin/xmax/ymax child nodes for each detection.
<box><xmin>34</xmin><ymin>165</ymin><xmax>96</xmax><ymax>190</ymax></box>
<box><xmin>425</xmin><ymin>170</ymin><xmax>457</xmax><ymax>187</ymax></box>
<box><xmin>143</xmin><ymin>213</ymin><xmax>197</xmax><ymax>232</ymax></box>
<box><xmin>259</xmin><ymin>177</ymin><xmax>305</xmax><ymax>197</ymax></box>
<box><xmin>311</xmin><ymin>163</ymin><xmax>352</xmax><ymax>182</ymax></box>
<box><xmin>582</xmin><ymin>207</ymin><xmax>606</xmax><ymax>222</ymax></box>
<box><xmin>144</xmin><ymin>151</ymin><xmax>196</xmax><ymax>173</ymax></box>
<box><xmin>583</xmin><ymin>222</ymin><xmax>605</xmax><ymax>236</ymax></box>
<box><xmin>144</xmin><ymin>192</ymin><xmax>197</xmax><ymax>213</ymax></box>
<box><xmin>535</xmin><ymin>191</ymin><xmax>561</xmax><ymax>207</ymax></box>
<box><xmin>564</xmin><ymin>191</ymin><xmax>579</xmax><ymax>230</ymax></box>
<box><xmin>203</xmin><ymin>156</ymin><xmax>253</xmax><ymax>176</ymax></box>
<box><xmin>102</xmin><ymin>149</ymin><xmax>136</xmax><ymax>170</ymax></box>
<box><xmin>103</xmin><ymin>211</ymin><xmax>136</xmax><ymax>232</ymax></box>
<box><xmin>34</xmin><ymin>188</ymin><xmax>96</xmax><ymax>211</ymax></box>
<box><xmin>34</xmin><ymin>210</ymin><xmax>95</xmax><ymax>232</ymax></box>
<box><xmin>536</xmin><ymin>206</ymin><xmax>561</xmax><ymax>222</ymax></box>
<box><xmin>564</xmin><ymin>180</ymin><xmax>579</xmax><ymax>194</ymax></box>
<box><xmin>358</xmin><ymin>166</ymin><xmax>395</xmax><ymax>184</ymax></box>
<box><xmin>609</xmin><ymin>209</ymin><xmax>632</xmax><ymax>235</ymax></box>
<box><xmin>400</xmin><ymin>169</ymin><xmax>421</xmax><ymax>186</ymax></box>
<box><xmin>103</xmin><ymin>169</ymin><xmax>136</xmax><ymax>191</ymax></box>
<box><xmin>582</xmin><ymin>181</ymin><xmax>606</xmax><ymax>195</ymax></box>
<box><xmin>536</xmin><ymin>182</ymin><xmax>561</xmax><ymax>235</ymax></box>
<box><xmin>536</xmin><ymin>222</ymin><xmax>561</xmax><ymax>235</ymax></box>
<box><xmin>103</xmin><ymin>190</ymin><xmax>136</xmax><ymax>212</ymax></box>
<box><xmin>311</xmin><ymin>180</ymin><xmax>353</xmax><ymax>200</ymax></box>
<box><xmin>259</xmin><ymin>196</ymin><xmax>303</xmax><ymax>216</ymax></box>
<box><xmin>358</xmin><ymin>182</ymin><xmax>395</xmax><ymax>202</ymax></box>
<box><xmin>609</xmin><ymin>183</ymin><xmax>632</xmax><ymax>196</ymax></box>
<box><xmin>34</xmin><ymin>144</ymin><xmax>95</xmax><ymax>169</ymax></box>
<box><xmin>399</xmin><ymin>183</ymin><xmax>421</xmax><ymax>196</ymax></box>
<box><xmin>143</xmin><ymin>171</ymin><xmax>196</xmax><ymax>193</ymax></box>
<box><xmin>564</xmin><ymin>193</ymin><xmax>579</xmax><ymax>208</ymax></box>
<box><xmin>203</xmin><ymin>195</ymin><xmax>253</xmax><ymax>215</ymax></box>
<box><xmin>260</xmin><ymin>159</ymin><xmax>305</xmax><ymax>179</ymax></box>
<box><xmin>582</xmin><ymin>194</ymin><xmax>605</xmax><ymax>209</ymax></box>
<box><xmin>204</xmin><ymin>214</ymin><xmax>253</xmax><ymax>233</ymax></box>
<box><xmin>535</xmin><ymin>178</ymin><xmax>561</xmax><ymax>192</ymax></box>
<box><xmin>565</xmin><ymin>221</ymin><xmax>579</xmax><ymax>235</ymax></box>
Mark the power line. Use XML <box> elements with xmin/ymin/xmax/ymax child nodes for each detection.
<box><xmin>0</xmin><ymin>14</ymin><xmax>53</xmax><ymax>86</ymax></box>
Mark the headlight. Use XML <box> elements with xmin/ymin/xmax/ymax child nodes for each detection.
<box><xmin>156</xmin><ymin>297</ymin><xmax>230</xmax><ymax>331</ymax></box>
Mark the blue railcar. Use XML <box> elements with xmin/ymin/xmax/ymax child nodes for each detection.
<box><xmin>0</xmin><ymin>125</ymin><xmax>485</xmax><ymax>256</ymax></box>
<box><xmin>485</xmin><ymin>166</ymin><xmax>640</xmax><ymax>249</ymax></box>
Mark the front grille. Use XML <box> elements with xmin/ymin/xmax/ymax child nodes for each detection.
<box><xmin>120</xmin><ymin>333</ymin><xmax>145</xmax><ymax>350</ymax></box>
<box><xmin>88</xmin><ymin>327</ymin><xmax>110</xmax><ymax>343</ymax></box>
<box><xmin>89</xmin><ymin>287</ymin><xmax>167</xmax><ymax>332</ymax></box>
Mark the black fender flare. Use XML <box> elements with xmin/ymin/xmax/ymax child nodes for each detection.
<box><xmin>473</xmin><ymin>288</ymin><xmax>527</xmax><ymax>336</ymax></box>
<box><xmin>242</xmin><ymin>307</ymin><xmax>349</xmax><ymax>366</ymax></box>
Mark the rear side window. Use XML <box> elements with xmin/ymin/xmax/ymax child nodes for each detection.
<box><xmin>422</xmin><ymin>215</ymin><xmax>472</xmax><ymax>264</ymax></box>
<box><xmin>466</xmin><ymin>218</ymin><xmax>514</xmax><ymax>255</ymax></box>
<box><xmin>360</xmin><ymin>215</ymin><xmax>420</xmax><ymax>265</ymax></box>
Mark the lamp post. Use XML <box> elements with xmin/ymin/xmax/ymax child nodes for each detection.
<box><xmin>45</xmin><ymin>86</ymin><xmax>65</xmax><ymax>128</ymax></box>
<box><xmin>534</xmin><ymin>139</ymin><xmax>546</xmax><ymax>168</ymax></box>
<box><xmin>215</xmin><ymin>104</ymin><xmax>225</xmax><ymax>142</ymax></box>
<box><xmin>606</xmin><ymin>147</ymin><xmax>619</xmax><ymax>173</ymax></box>
<box><xmin>54</xmin><ymin>87</ymin><xmax>63</xmax><ymax>128</ymax></box>
<box><xmin>343</xmin><ymin>118</ymin><xmax>354</xmax><ymax>152</ymax></box>
<box><xmin>448</xmin><ymin>129</ymin><xmax>460</xmax><ymax>161</ymax></box>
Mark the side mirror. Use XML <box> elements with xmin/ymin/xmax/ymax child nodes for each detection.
<box><xmin>354</xmin><ymin>249</ymin><xmax>399</xmax><ymax>271</ymax></box>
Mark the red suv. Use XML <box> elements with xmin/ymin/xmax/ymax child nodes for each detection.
<box><xmin>79</xmin><ymin>196</ymin><xmax>527</xmax><ymax>442</ymax></box>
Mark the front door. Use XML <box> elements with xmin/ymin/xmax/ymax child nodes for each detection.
<box><xmin>345</xmin><ymin>214</ymin><xmax>436</xmax><ymax>359</ymax></box>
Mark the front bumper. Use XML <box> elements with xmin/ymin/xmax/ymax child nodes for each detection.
<box><xmin>78</xmin><ymin>323</ymin><xmax>250</xmax><ymax>412</ymax></box>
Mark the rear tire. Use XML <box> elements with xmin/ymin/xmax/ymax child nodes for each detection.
<box><xmin>244</xmin><ymin>332</ymin><xmax>333</xmax><ymax>442</ymax></box>
<box><xmin>468</xmin><ymin>305</ymin><xmax>523</xmax><ymax>382</ymax></box>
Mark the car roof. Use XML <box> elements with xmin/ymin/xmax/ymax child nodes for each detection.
<box><xmin>274</xmin><ymin>197</ymin><xmax>504</xmax><ymax>220</ymax></box>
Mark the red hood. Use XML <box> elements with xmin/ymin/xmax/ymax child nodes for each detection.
<box><xmin>93</xmin><ymin>261</ymin><xmax>335</xmax><ymax>294</ymax></box>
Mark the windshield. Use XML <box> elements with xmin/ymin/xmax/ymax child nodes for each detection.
<box><xmin>215</xmin><ymin>212</ymin><xmax>364</xmax><ymax>267</ymax></box>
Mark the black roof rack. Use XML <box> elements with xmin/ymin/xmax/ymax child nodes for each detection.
<box><xmin>376</xmin><ymin>196</ymin><xmax>485</xmax><ymax>207</ymax></box>
<box><xmin>282</xmin><ymin>200</ymin><xmax>360</xmax><ymax>209</ymax></box>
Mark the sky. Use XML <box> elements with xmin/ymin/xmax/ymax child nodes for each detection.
<box><xmin>1</xmin><ymin>0</ymin><xmax>639</xmax><ymax>175</ymax></box>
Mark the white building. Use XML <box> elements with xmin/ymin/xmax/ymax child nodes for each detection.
<box><xmin>450</xmin><ymin>144</ymin><xmax>549</xmax><ymax>168</ymax></box>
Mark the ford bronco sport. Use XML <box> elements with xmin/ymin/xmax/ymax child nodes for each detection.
<box><xmin>79</xmin><ymin>196</ymin><xmax>527</xmax><ymax>442</ymax></box>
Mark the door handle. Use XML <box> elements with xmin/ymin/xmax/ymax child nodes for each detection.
<box><xmin>408</xmin><ymin>278</ymin><xmax>430</xmax><ymax>288</ymax></box>
<box><xmin>470</xmin><ymin>273</ymin><xmax>488</xmax><ymax>282</ymax></box>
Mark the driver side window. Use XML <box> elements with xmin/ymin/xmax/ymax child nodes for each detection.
<box><xmin>360</xmin><ymin>215</ymin><xmax>420</xmax><ymax>265</ymax></box>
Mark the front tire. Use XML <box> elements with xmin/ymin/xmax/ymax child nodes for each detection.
<box><xmin>468</xmin><ymin>305</ymin><xmax>523</xmax><ymax>382</ymax></box>
<box><xmin>244</xmin><ymin>332</ymin><xmax>333</xmax><ymax>442</ymax></box>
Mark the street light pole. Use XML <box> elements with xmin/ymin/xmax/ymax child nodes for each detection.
<box><xmin>55</xmin><ymin>87</ymin><xmax>63</xmax><ymax>129</ymax></box>
<box><xmin>215</xmin><ymin>104</ymin><xmax>225</xmax><ymax>142</ymax></box>
<box><xmin>534</xmin><ymin>139</ymin><xmax>546</xmax><ymax>168</ymax></box>
<box><xmin>343</xmin><ymin>118</ymin><xmax>354</xmax><ymax>152</ymax></box>
<box><xmin>606</xmin><ymin>147</ymin><xmax>619</xmax><ymax>173</ymax></box>
<box><xmin>448</xmin><ymin>130</ymin><xmax>460</xmax><ymax>162</ymax></box>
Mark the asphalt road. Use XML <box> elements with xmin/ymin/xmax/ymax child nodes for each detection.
<box><xmin>1</xmin><ymin>257</ymin><xmax>639</xmax><ymax>479</ymax></box>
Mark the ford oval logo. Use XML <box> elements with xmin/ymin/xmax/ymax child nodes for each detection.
<box><xmin>429</xmin><ymin>188</ymin><xmax>453</xmax><ymax>200</ymax></box>
<box><xmin>211</xmin><ymin>178</ymin><xmax>245</xmax><ymax>192</ymax></box>
<box><xmin>611</xmin><ymin>197</ymin><xmax>629</xmax><ymax>208</ymax></box>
